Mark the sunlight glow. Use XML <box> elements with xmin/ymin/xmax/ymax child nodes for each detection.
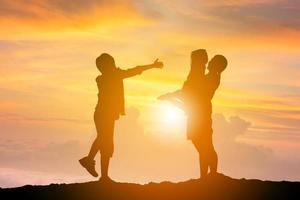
<box><xmin>161</xmin><ymin>103</ymin><xmax>186</xmax><ymax>126</ymax></box>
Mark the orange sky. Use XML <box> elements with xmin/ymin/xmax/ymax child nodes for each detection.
<box><xmin>0</xmin><ymin>0</ymin><xmax>300</xmax><ymax>187</ymax></box>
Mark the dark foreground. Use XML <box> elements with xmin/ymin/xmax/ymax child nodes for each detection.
<box><xmin>1</xmin><ymin>174</ymin><xmax>299</xmax><ymax>200</ymax></box>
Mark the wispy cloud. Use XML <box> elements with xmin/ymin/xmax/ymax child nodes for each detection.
<box><xmin>0</xmin><ymin>113</ymin><xmax>90</xmax><ymax>123</ymax></box>
<box><xmin>0</xmin><ymin>0</ymin><xmax>157</xmax><ymax>39</ymax></box>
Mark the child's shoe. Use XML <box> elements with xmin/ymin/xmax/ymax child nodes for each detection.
<box><xmin>79</xmin><ymin>156</ymin><xmax>98</xmax><ymax>177</ymax></box>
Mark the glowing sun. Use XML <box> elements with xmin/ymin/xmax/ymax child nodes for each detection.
<box><xmin>161</xmin><ymin>103</ymin><xmax>186</xmax><ymax>125</ymax></box>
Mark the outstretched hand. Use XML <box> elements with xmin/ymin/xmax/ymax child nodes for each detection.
<box><xmin>152</xmin><ymin>58</ymin><xmax>163</xmax><ymax>68</ymax></box>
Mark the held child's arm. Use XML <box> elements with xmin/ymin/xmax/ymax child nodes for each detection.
<box><xmin>158</xmin><ymin>94</ymin><xmax>186</xmax><ymax>111</ymax></box>
<box><xmin>120</xmin><ymin>59</ymin><xmax>163</xmax><ymax>78</ymax></box>
<box><xmin>158</xmin><ymin>90</ymin><xmax>183</xmax><ymax>101</ymax></box>
<box><xmin>168</xmin><ymin>99</ymin><xmax>186</xmax><ymax>111</ymax></box>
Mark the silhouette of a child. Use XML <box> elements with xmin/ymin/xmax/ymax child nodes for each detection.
<box><xmin>80</xmin><ymin>53</ymin><xmax>163</xmax><ymax>181</ymax></box>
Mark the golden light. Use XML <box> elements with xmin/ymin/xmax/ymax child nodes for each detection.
<box><xmin>160</xmin><ymin>103</ymin><xmax>186</xmax><ymax>126</ymax></box>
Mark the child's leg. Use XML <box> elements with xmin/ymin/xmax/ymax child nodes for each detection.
<box><xmin>88</xmin><ymin>137</ymin><xmax>101</xmax><ymax>159</ymax></box>
<box><xmin>99</xmin><ymin>117</ymin><xmax>115</xmax><ymax>179</ymax></box>
<box><xmin>79</xmin><ymin>111</ymin><xmax>102</xmax><ymax>177</ymax></box>
<box><xmin>87</xmin><ymin>111</ymin><xmax>103</xmax><ymax>160</ymax></box>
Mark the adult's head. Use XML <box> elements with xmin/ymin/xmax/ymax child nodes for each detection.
<box><xmin>190</xmin><ymin>49</ymin><xmax>208</xmax><ymax>75</ymax></box>
<box><xmin>208</xmin><ymin>55</ymin><xmax>227</xmax><ymax>74</ymax></box>
<box><xmin>96</xmin><ymin>53</ymin><xmax>116</xmax><ymax>74</ymax></box>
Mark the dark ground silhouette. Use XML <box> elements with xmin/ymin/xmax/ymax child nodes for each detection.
<box><xmin>1</xmin><ymin>174</ymin><xmax>299</xmax><ymax>200</ymax></box>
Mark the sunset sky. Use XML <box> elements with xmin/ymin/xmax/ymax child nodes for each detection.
<box><xmin>0</xmin><ymin>0</ymin><xmax>300</xmax><ymax>188</ymax></box>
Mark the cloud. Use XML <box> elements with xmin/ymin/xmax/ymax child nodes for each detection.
<box><xmin>115</xmin><ymin>109</ymin><xmax>300</xmax><ymax>182</ymax></box>
<box><xmin>0</xmin><ymin>0</ymin><xmax>118</xmax><ymax>19</ymax></box>
<box><xmin>148</xmin><ymin>0</ymin><xmax>300</xmax><ymax>49</ymax></box>
<box><xmin>2</xmin><ymin>107</ymin><xmax>299</xmax><ymax>188</ymax></box>
<box><xmin>182</xmin><ymin>0</ymin><xmax>300</xmax><ymax>32</ymax></box>
<box><xmin>213</xmin><ymin>113</ymin><xmax>300</xmax><ymax>180</ymax></box>
<box><xmin>230</xmin><ymin>107</ymin><xmax>300</xmax><ymax>136</ymax></box>
<box><xmin>0</xmin><ymin>0</ymin><xmax>299</xmax><ymax>188</ymax></box>
<box><xmin>2</xmin><ymin>0</ymin><xmax>299</xmax><ymax>38</ymax></box>
<box><xmin>0</xmin><ymin>0</ymin><xmax>156</xmax><ymax>38</ymax></box>
<box><xmin>0</xmin><ymin>167</ymin><xmax>89</xmax><ymax>188</ymax></box>
<box><xmin>206</xmin><ymin>0</ymin><xmax>300</xmax><ymax>31</ymax></box>
<box><xmin>0</xmin><ymin>139</ymin><xmax>86</xmax><ymax>174</ymax></box>
<box><xmin>0</xmin><ymin>0</ymin><xmax>142</xmax><ymax>19</ymax></box>
<box><xmin>0</xmin><ymin>113</ymin><xmax>89</xmax><ymax>124</ymax></box>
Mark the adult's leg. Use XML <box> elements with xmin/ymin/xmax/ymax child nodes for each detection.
<box><xmin>192</xmin><ymin>140</ymin><xmax>209</xmax><ymax>178</ymax></box>
<box><xmin>101</xmin><ymin>155</ymin><xmax>110</xmax><ymax>178</ymax></box>
<box><xmin>209</xmin><ymin>148</ymin><xmax>218</xmax><ymax>174</ymax></box>
<box><xmin>200</xmin><ymin>154</ymin><xmax>209</xmax><ymax>179</ymax></box>
<box><xmin>208</xmin><ymin>135</ymin><xmax>218</xmax><ymax>174</ymax></box>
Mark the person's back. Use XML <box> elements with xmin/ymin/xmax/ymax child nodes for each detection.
<box><xmin>183</xmin><ymin>76</ymin><xmax>206</xmax><ymax>118</ymax></box>
<box><xmin>183</xmin><ymin>76</ymin><xmax>213</xmax><ymax>140</ymax></box>
<box><xmin>181</xmin><ymin>49</ymin><xmax>207</xmax><ymax>119</ymax></box>
<box><xmin>199</xmin><ymin>71</ymin><xmax>221</xmax><ymax>126</ymax></box>
<box><xmin>96</xmin><ymin>69</ymin><xmax>126</xmax><ymax>119</ymax></box>
<box><xmin>96</xmin><ymin>57</ymin><xmax>163</xmax><ymax>119</ymax></box>
<box><xmin>197</xmin><ymin>55</ymin><xmax>226</xmax><ymax>131</ymax></box>
<box><xmin>204</xmin><ymin>54</ymin><xmax>227</xmax><ymax>107</ymax></box>
<box><xmin>195</xmin><ymin>54</ymin><xmax>226</xmax><ymax>123</ymax></box>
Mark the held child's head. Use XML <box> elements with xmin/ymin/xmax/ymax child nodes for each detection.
<box><xmin>207</xmin><ymin>55</ymin><xmax>227</xmax><ymax>74</ymax></box>
<box><xmin>96</xmin><ymin>53</ymin><xmax>116</xmax><ymax>74</ymax></box>
<box><xmin>190</xmin><ymin>49</ymin><xmax>208</xmax><ymax>74</ymax></box>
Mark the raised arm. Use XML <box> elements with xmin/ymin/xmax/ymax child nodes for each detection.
<box><xmin>120</xmin><ymin>59</ymin><xmax>163</xmax><ymax>79</ymax></box>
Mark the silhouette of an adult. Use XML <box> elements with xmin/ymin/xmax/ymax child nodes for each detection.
<box><xmin>80</xmin><ymin>53</ymin><xmax>163</xmax><ymax>181</ymax></box>
<box><xmin>159</xmin><ymin>49</ymin><xmax>227</xmax><ymax>178</ymax></box>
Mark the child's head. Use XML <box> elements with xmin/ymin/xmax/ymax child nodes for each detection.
<box><xmin>207</xmin><ymin>55</ymin><xmax>227</xmax><ymax>74</ymax></box>
<box><xmin>96</xmin><ymin>53</ymin><xmax>116</xmax><ymax>74</ymax></box>
<box><xmin>191</xmin><ymin>49</ymin><xmax>208</xmax><ymax>65</ymax></box>
<box><xmin>190</xmin><ymin>49</ymin><xmax>208</xmax><ymax>75</ymax></box>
